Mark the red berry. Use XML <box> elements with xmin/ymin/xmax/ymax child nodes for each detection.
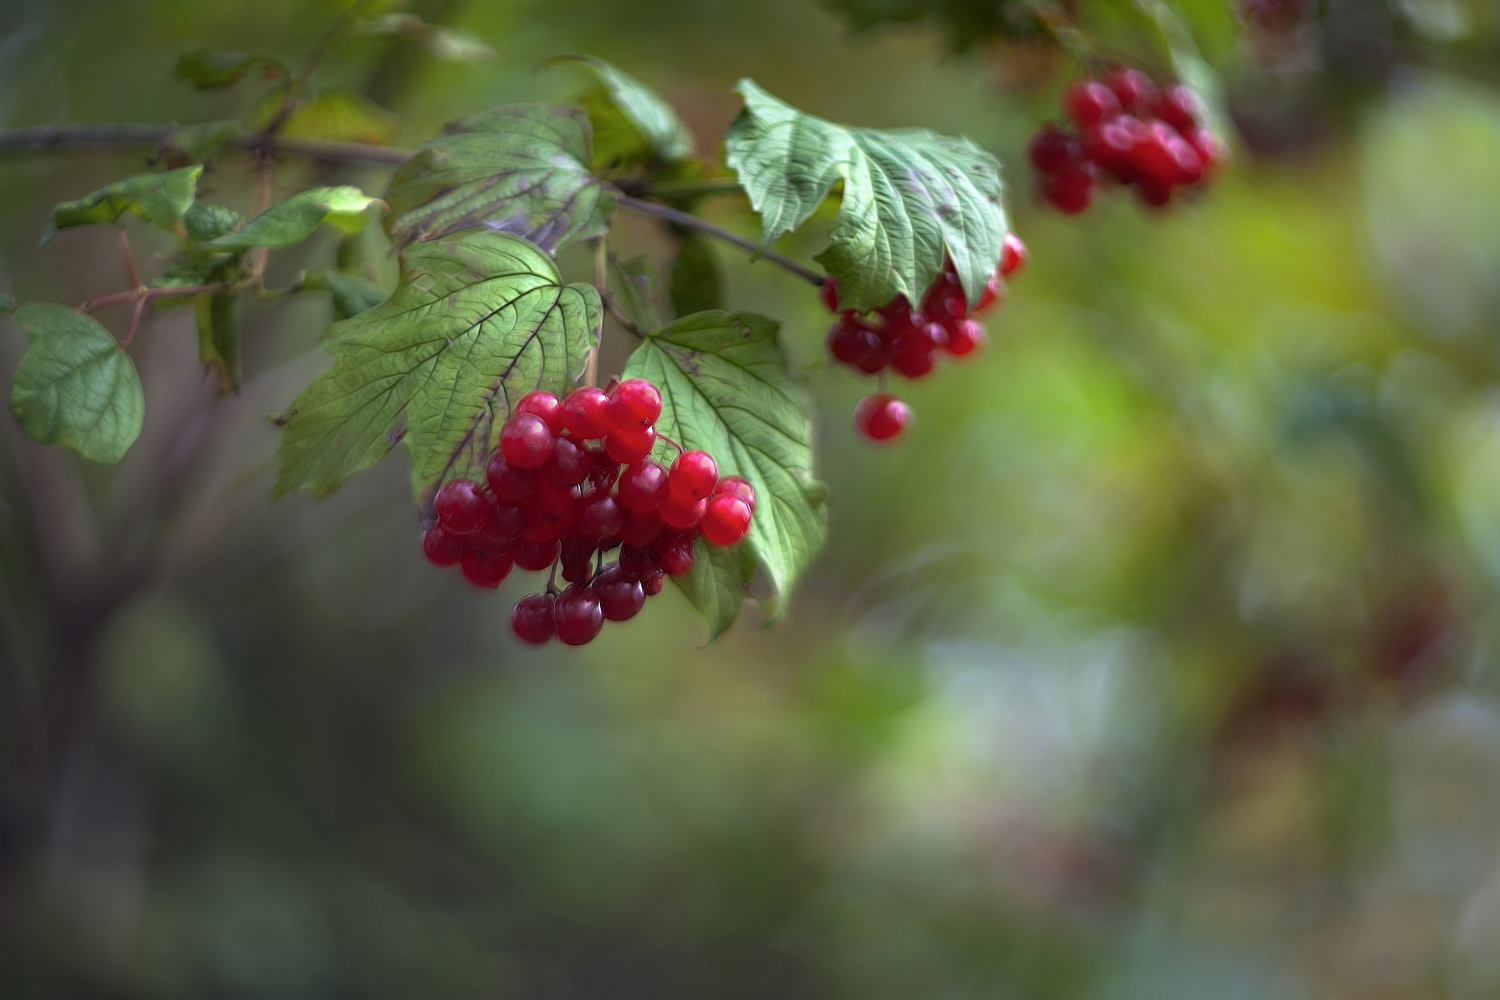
<box><xmin>974</xmin><ymin>273</ymin><xmax>1002</xmax><ymax>313</ymax></box>
<box><xmin>1135</xmin><ymin>177</ymin><xmax>1173</xmax><ymax>208</ymax></box>
<box><xmin>827</xmin><ymin>314</ymin><xmax>874</xmax><ymax>366</ymax></box>
<box><xmin>619</xmin><ymin>508</ymin><xmax>665</xmax><ymax>548</ymax></box>
<box><xmin>1156</xmin><ymin>85</ymin><xmax>1200</xmax><ymax>132</ymax></box>
<box><xmin>1063</xmin><ymin>79</ymin><xmax>1122</xmax><ymax>127</ymax></box>
<box><xmin>944</xmin><ymin>318</ymin><xmax>986</xmax><ymax>358</ymax></box>
<box><xmin>1042</xmin><ymin>166</ymin><xmax>1094</xmax><ymax>215</ymax></box>
<box><xmin>422</xmin><ymin>526</ymin><xmax>467</xmax><ymax>567</ymax></box>
<box><xmin>560</xmin><ymin>540</ymin><xmax>595</xmax><ymax>584</ymax></box>
<box><xmin>433</xmin><ymin>479</ymin><xmax>488</xmax><ymax>535</ymax></box>
<box><xmin>617</xmin><ymin>459</ymin><xmax>671</xmax><ymax>513</ymax></box>
<box><xmin>604</xmin><ymin>424</ymin><xmax>656</xmax><ymax>464</ymax></box>
<box><xmin>608</xmin><ymin>379</ymin><xmax>662</xmax><ymax>433</ymax></box>
<box><xmin>500</xmin><ymin>413</ymin><xmax>554</xmax><ymax>470</ymax></box>
<box><xmin>595</xmin><ymin>565</ymin><xmax>646</xmax><ymax>622</ymax></box>
<box><xmin>513</xmin><ymin>537</ymin><xmax>561</xmax><ymax>571</ymax></box>
<box><xmin>1083</xmin><ymin>116</ymin><xmax>1145</xmax><ymax>183</ymax></box>
<box><xmin>1165</xmin><ymin>132</ymin><xmax>1203</xmax><ymax>185</ymax></box>
<box><xmin>1102</xmin><ymin>67</ymin><xmax>1159</xmax><ymax>115</ymax></box>
<box><xmin>516</xmin><ymin>390</ymin><xmax>566</xmax><ymax>436</ymax></box>
<box><xmin>588</xmin><ymin>448</ymin><xmax>620</xmax><ymax>490</ymax></box>
<box><xmin>892</xmin><ymin>350</ymin><xmax>936</xmax><ymax>379</ymax></box>
<box><xmin>576</xmin><ymin>491</ymin><xmax>626</xmax><ymax>543</ymax></box>
<box><xmin>640</xmin><ymin>567</ymin><xmax>665</xmax><ymax>595</ymax></box>
<box><xmin>819</xmin><ymin>277</ymin><xmax>840</xmax><ymax>312</ymax></box>
<box><xmin>669</xmin><ymin>450</ymin><xmax>719</xmax><ymax>501</ymax></box>
<box><xmin>619</xmin><ymin>544</ymin><xmax>655</xmax><ymax>578</ymax></box>
<box><xmin>461</xmin><ymin>549</ymin><xmax>512</xmax><ymax>588</ymax></box>
<box><xmin>476</xmin><ymin>502</ymin><xmax>524</xmax><ymax>550</ymax></box>
<box><xmin>851</xmin><ymin>327</ymin><xmax>894</xmax><ymax>374</ymax></box>
<box><xmin>701</xmin><ymin>494</ymin><xmax>753</xmax><ymax>546</ymax></box>
<box><xmin>542</xmin><ymin>434</ymin><xmax>591</xmax><ymax>488</ymax></box>
<box><xmin>1028</xmin><ymin>124</ymin><xmax>1082</xmax><ymax>175</ymax></box>
<box><xmin>855</xmin><ymin>393</ymin><xmax>911</xmax><ymax>443</ymax></box>
<box><xmin>561</xmin><ymin>386</ymin><xmax>613</xmax><ymax>440</ymax></box>
<box><xmin>511</xmin><ymin>593</ymin><xmax>556</xmax><ymax>644</ymax></box>
<box><xmin>1130</xmin><ymin>120</ymin><xmax>1184</xmax><ymax>187</ymax></box>
<box><xmin>651</xmin><ymin>530</ymin><xmax>696</xmax><ymax>576</ymax></box>
<box><xmin>894</xmin><ymin>321</ymin><xmax>944</xmax><ymax>357</ymax></box>
<box><xmin>1186</xmin><ymin>127</ymin><xmax>1226</xmax><ymax>179</ymax></box>
<box><xmin>485</xmin><ymin>453</ymin><xmax>535</xmax><ymax>506</ymax></box>
<box><xmin>660</xmin><ymin>489</ymin><xmax>707</xmax><ymax>529</ymax></box>
<box><xmin>1000</xmin><ymin>233</ymin><xmax>1027</xmax><ymax>278</ymax></box>
<box><xmin>714</xmin><ymin>475</ymin><xmax>756</xmax><ymax>512</ymax></box>
<box><xmin>554</xmin><ymin>584</ymin><xmax>604</xmax><ymax>645</ymax></box>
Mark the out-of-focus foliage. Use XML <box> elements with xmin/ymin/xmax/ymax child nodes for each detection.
<box><xmin>4</xmin><ymin>0</ymin><xmax>1500</xmax><ymax>998</ymax></box>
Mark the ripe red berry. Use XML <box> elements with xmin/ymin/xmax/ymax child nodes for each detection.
<box><xmin>1156</xmin><ymin>85</ymin><xmax>1200</xmax><ymax>132</ymax></box>
<box><xmin>576</xmin><ymin>492</ymin><xmax>626</xmax><ymax>543</ymax></box>
<box><xmin>476</xmin><ymin>503</ymin><xmax>524</xmax><ymax>550</ymax></box>
<box><xmin>595</xmin><ymin>566</ymin><xmax>646</xmax><ymax>622</ymax></box>
<box><xmin>617</xmin><ymin>459</ymin><xmax>671</xmax><ymax>513</ymax></box>
<box><xmin>640</xmin><ymin>567</ymin><xmax>665</xmax><ymax>595</ymax></box>
<box><xmin>513</xmin><ymin>537</ymin><xmax>561</xmax><ymax>571</ymax></box>
<box><xmin>651</xmin><ymin>530</ymin><xmax>696</xmax><ymax>576</ymax></box>
<box><xmin>714</xmin><ymin>475</ymin><xmax>756</xmax><ymax>512</ymax></box>
<box><xmin>561</xmin><ymin>386</ymin><xmax>613</xmax><ymax>440</ymax></box>
<box><xmin>944</xmin><ymin>318</ymin><xmax>986</xmax><ymax>357</ymax></box>
<box><xmin>1042</xmin><ymin>167</ymin><xmax>1094</xmax><ymax>215</ymax></box>
<box><xmin>500</xmin><ymin>413</ymin><xmax>554</xmax><ymax>470</ymax></box>
<box><xmin>1135</xmin><ymin>176</ymin><xmax>1173</xmax><ymax>208</ymax></box>
<box><xmin>619</xmin><ymin>508</ymin><xmax>665</xmax><ymax>548</ymax></box>
<box><xmin>511</xmin><ymin>593</ymin><xmax>556</xmax><ymax>644</ymax></box>
<box><xmin>1063</xmin><ymin>79</ymin><xmax>1122</xmax><ymax>127</ymax></box>
<box><xmin>516</xmin><ymin>390</ymin><xmax>566</xmax><ymax>436</ymax></box>
<box><xmin>433</xmin><ymin>479</ymin><xmax>488</xmax><ymax>535</ymax></box>
<box><xmin>1001</xmin><ymin>233</ymin><xmax>1027</xmax><ymax>278</ymax></box>
<box><xmin>1165</xmin><ymin>132</ymin><xmax>1203</xmax><ymax>185</ymax></box>
<box><xmin>1186</xmin><ymin>127</ymin><xmax>1226</xmax><ymax>178</ymax></box>
<box><xmin>1130</xmin><ymin>120</ymin><xmax>1184</xmax><ymax>188</ymax></box>
<box><xmin>486</xmin><ymin>452</ymin><xmax>535</xmax><ymax>506</ymax></box>
<box><xmin>542</xmin><ymin>434</ymin><xmax>591</xmax><ymax>488</ymax></box>
<box><xmin>1102</xmin><ymin>67</ymin><xmax>1159</xmax><ymax>115</ymax></box>
<box><xmin>669</xmin><ymin>450</ymin><xmax>719</xmax><ymax>501</ymax></box>
<box><xmin>1083</xmin><ymin>116</ymin><xmax>1145</xmax><ymax>182</ymax></box>
<box><xmin>974</xmin><ymin>273</ymin><xmax>1002</xmax><ymax>313</ymax></box>
<box><xmin>827</xmin><ymin>314</ymin><xmax>875</xmax><ymax>366</ymax></box>
<box><xmin>619</xmin><ymin>544</ymin><xmax>655</xmax><ymax>578</ymax></box>
<box><xmin>461</xmin><ymin>549</ymin><xmax>512</xmax><ymax>589</ymax></box>
<box><xmin>855</xmin><ymin>393</ymin><xmax>912</xmax><ymax>443</ymax></box>
<box><xmin>851</xmin><ymin>327</ymin><xmax>893</xmax><ymax>374</ymax></box>
<box><xmin>422</xmin><ymin>526</ymin><xmax>467</xmax><ymax>567</ymax></box>
<box><xmin>819</xmin><ymin>277</ymin><xmax>840</xmax><ymax>312</ymax></box>
<box><xmin>892</xmin><ymin>349</ymin><xmax>936</xmax><ymax>379</ymax></box>
<box><xmin>554</xmin><ymin>584</ymin><xmax>604</xmax><ymax>645</ymax></box>
<box><xmin>588</xmin><ymin>448</ymin><xmax>620</xmax><ymax>490</ymax></box>
<box><xmin>1028</xmin><ymin>124</ymin><xmax>1082</xmax><ymax>175</ymax></box>
<box><xmin>604</xmin><ymin>423</ymin><xmax>656</xmax><ymax>464</ymax></box>
<box><xmin>701</xmin><ymin>494</ymin><xmax>753</xmax><ymax>546</ymax></box>
<box><xmin>660</xmin><ymin>489</ymin><xmax>708</xmax><ymax>529</ymax></box>
<box><xmin>608</xmin><ymin>379</ymin><xmax>662</xmax><ymax>433</ymax></box>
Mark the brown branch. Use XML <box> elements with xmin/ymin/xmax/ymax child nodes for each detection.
<box><xmin>79</xmin><ymin>282</ymin><xmax>225</xmax><ymax>314</ymax></box>
<box><xmin>0</xmin><ymin>124</ymin><xmax>411</xmax><ymax>164</ymax></box>
<box><xmin>615</xmin><ymin>194</ymin><xmax>824</xmax><ymax>286</ymax></box>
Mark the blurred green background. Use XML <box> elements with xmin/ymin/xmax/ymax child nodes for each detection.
<box><xmin>5</xmin><ymin>0</ymin><xmax>1500</xmax><ymax>996</ymax></box>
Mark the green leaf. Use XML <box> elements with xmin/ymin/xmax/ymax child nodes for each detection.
<box><xmin>384</xmin><ymin>104</ymin><xmax>616</xmax><ymax>255</ymax></box>
<box><xmin>669</xmin><ymin>232</ymin><xmax>722</xmax><ymax>318</ymax></box>
<box><xmin>173</xmin><ymin>48</ymin><xmax>284</xmax><ymax>89</ymax></box>
<box><xmin>548</xmin><ymin>55</ymin><xmax>695</xmax><ymax>166</ymax></box>
<box><xmin>183</xmin><ymin>202</ymin><xmax>243</xmax><ymax>244</ymax></box>
<box><xmin>674</xmin><ymin>539</ymin><xmax>758</xmax><ymax>641</ymax></box>
<box><xmin>9</xmin><ymin>303</ymin><xmax>144</xmax><ymax>463</ymax></box>
<box><xmin>274</xmin><ymin>231</ymin><xmax>602</xmax><ymax>504</ymax></box>
<box><xmin>607</xmin><ymin>254</ymin><xmax>663</xmax><ymax>331</ymax></box>
<box><xmin>274</xmin><ymin>89</ymin><xmax>402</xmax><ymax>146</ymax></box>
<box><xmin>293</xmin><ymin>268</ymin><xmax>388</xmax><ymax>319</ymax></box>
<box><xmin>43</xmin><ymin>165</ymin><xmax>203</xmax><ymax>245</ymax></box>
<box><xmin>202</xmin><ymin>187</ymin><xmax>381</xmax><ymax>252</ymax></box>
<box><xmin>724</xmin><ymin>79</ymin><xmax>1007</xmax><ymax>312</ymax></box>
<box><xmin>195</xmin><ymin>292</ymin><xmax>241</xmax><ymax>394</ymax></box>
<box><xmin>621</xmin><ymin>310</ymin><xmax>826</xmax><ymax>635</ymax></box>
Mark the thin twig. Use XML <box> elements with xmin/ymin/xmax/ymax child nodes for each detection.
<box><xmin>79</xmin><ymin>282</ymin><xmax>225</xmax><ymax>313</ymax></box>
<box><xmin>263</xmin><ymin>0</ymin><xmax>378</xmax><ymax>136</ymax></box>
<box><xmin>591</xmin><ymin>237</ymin><xmax>645</xmax><ymax>352</ymax></box>
<box><xmin>638</xmin><ymin>177</ymin><xmax>744</xmax><ymax>199</ymax></box>
<box><xmin>117</xmin><ymin>228</ymin><xmax>141</xmax><ymax>289</ymax></box>
<box><xmin>121</xmin><ymin>296</ymin><xmax>146</xmax><ymax>347</ymax></box>
<box><xmin>615</xmin><ymin>194</ymin><xmax>824</xmax><ymax>286</ymax></box>
<box><xmin>0</xmin><ymin>124</ymin><xmax>411</xmax><ymax>164</ymax></box>
<box><xmin>247</xmin><ymin>161</ymin><xmax>274</xmax><ymax>285</ymax></box>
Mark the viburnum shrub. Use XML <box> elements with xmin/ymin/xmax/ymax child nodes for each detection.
<box><xmin>0</xmin><ymin>4</ymin><xmax>1230</xmax><ymax>644</ymax></box>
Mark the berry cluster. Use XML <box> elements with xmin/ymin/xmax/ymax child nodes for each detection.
<box><xmin>824</xmin><ymin>233</ymin><xmax>1027</xmax><ymax>444</ymax></box>
<box><xmin>1029</xmin><ymin>68</ymin><xmax>1226</xmax><ymax>213</ymax></box>
<box><xmin>419</xmin><ymin>380</ymin><xmax>756</xmax><ymax>646</ymax></box>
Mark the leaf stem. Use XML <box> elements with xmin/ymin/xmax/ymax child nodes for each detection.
<box><xmin>637</xmin><ymin>178</ymin><xmax>744</xmax><ymax>199</ymax></box>
<box><xmin>590</xmin><ymin>236</ymin><xmax>646</xmax><ymax>348</ymax></box>
<box><xmin>121</xmin><ymin>296</ymin><xmax>146</xmax><ymax>347</ymax></box>
<box><xmin>117</xmin><ymin>228</ymin><xmax>141</xmax><ymax>290</ymax></box>
<box><xmin>615</xmin><ymin>195</ymin><xmax>824</xmax><ymax>287</ymax></box>
<box><xmin>78</xmin><ymin>282</ymin><xmax>226</xmax><ymax>313</ymax></box>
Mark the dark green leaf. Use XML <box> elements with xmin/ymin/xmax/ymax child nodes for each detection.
<box><xmin>385</xmin><ymin>104</ymin><xmax>616</xmax><ymax>255</ymax></box>
<box><xmin>294</xmin><ymin>268</ymin><xmax>388</xmax><ymax>319</ymax></box>
<box><xmin>43</xmin><ymin>165</ymin><xmax>202</xmax><ymax>245</ymax></box>
<box><xmin>195</xmin><ymin>292</ymin><xmax>241</xmax><ymax>394</ymax></box>
<box><xmin>173</xmin><ymin>48</ymin><xmax>284</xmax><ymax>89</ymax></box>
<box><xmin>184</xmin><ymin>202</ymin><xmax>243</xmax><ymax>244</ymax></box>
<box><xmin>724</xmin><ymin>79</ymin><xmax>1007</xmax><ymax>312</ymax></box>
<box><xmin>9</xmin><ymin>303</ymin><xmax>144</xmax><ymax>463</ymax></box>
<box><xmin>674</xmin><ymin>538</ymin><xmax>758</xmax><ymax>641</ymax></box>
<box><xmin>548</xmin><ymin>55</ymin><xmax>694</xmax><ymax>166</ymax></box>
<box><xmin>669</xmin><ymin>232</ymin><xmax>722</xmax><ymax>318</ymax></box>
<box><xmin>274</xmin><ymin>231</ymin><xmax>602</xmax><ymax>504</ymax></box>
<box><xmin>621</xmin><ymin>310</ymin><xmax>826</xmax><ymax>635</ymax></box>
<box><xmin>607</xmin><ymin>254</ymin><xmax>662</xmax><ymax>331</ymax></box>
<box><xmin>202</xmin><ymin>187</ymin><xmax>381</xmax><ymax>252</ymax></box>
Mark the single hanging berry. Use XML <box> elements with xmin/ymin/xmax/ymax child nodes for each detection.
<box><xmin>511</xmin><ymin>593</ymin><xmax>557</xmax><ymax>644</ymax></box>
<box><xmin>855</xmin><ymin>393</ymin><xmax>912</xmax><ymax>443</ymax></box>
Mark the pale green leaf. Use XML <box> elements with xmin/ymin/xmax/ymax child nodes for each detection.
<box><xmin>385</xmin><ymin>104</ymin><xmax>616</xmax><ymax>254</ymax></box>
<box><xmin>274</xmin><ymin>231</ymin><xmax>602</xmax><ymax>505</ymax></box>
<box><xmin>274</xmin><ymin>89</ymin><xmax>401</xmax><ymax>146</ymax></box>
<box><xmin>173</xmin><ymin>48</ymin><xmax>284</xmax><ymax>89</ymax></box>
<box><xmin>294</xmin><ymin>268</ymin><xmax>388</xmax><ymax>319</ymax></box>
<box><xmin>724</xmin><ymin>79</ymin><xmax>1007</xmax><ymax>312</ymax></box>
<box><xmin>195</xmin><ymin>292</ymin><xmax>240</xmax><ymax>394</ymax></box>
<box><xmin>202</xmin><ymin>187</ymin><xmax>381</xmax><ymax>252</ymax></box>
<box><xmin>621</xmin><ymin>310</ymin><xmax>826</xmax><ymax>634</ymax></box>
<box><xmin>548</xmin><ymin>55</ymin><xmax>695</xmax><ymax>165</ymax></box>
<box><xmin>43</xmin><ymin>165</ymin><xmax>203</xmax><ymax>245</ymax></box>
<box><xmin>9</xmin><ymin>303</ymin><xmax>144</xmax><ymax>463</ymax></box>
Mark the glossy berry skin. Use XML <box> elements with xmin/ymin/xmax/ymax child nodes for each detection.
<box><xmin>560</xmin><ymin>543</ymin><xmax>595</xmax><ymax>584</ymax></box>
<box><xmin>652</xmin><ymin>531</ymin><xmax>696</xmax><ymax>576</ymax></box>
<box><xmin>893</xmin><ymin>350</ymin><xmax>936</xmax><ymax>379</ymax></box>
<box><xmin>604</xmin><ymin>424</ymin><xmax>656</xmax><ymax>464</ymax></box>
<box><xmin>461</xmin><ymin>549</ymin><xmax>512</xmax><ymax>588</ymax></box>
<box><xmin>855</xmin><ymin>393</ymin><xmax>912</xmax><ymax>443</ymax></box>
<box><xmin>476</xmin><ymin>504</ymin><xmax>525</xmax><ymax>549</ymax></box>
<box><xmin>1103</xmin><ymin>67</ymin><xmax>1159</xmax><ymax>115</ymax></box>
<box><xmin>513</xmin><ymin>537</ymin><xmax>561</xmax><ymax>572</ymax></box>
<box><xmin>827</xmin><ymin>314</ymin><xmax>873</xmax><ymax>366</ymax></box>
<box><xmin>422</xmin><ymin>526</ymin><xmax>466</xmax><ymax>567</ymax></box>
<box><xmin>485</xmin><ymin>453</ymin><xmax>535</xmax><ymax>506</ymax></box>
<box><xmin>1001</xmin><ymin>233</ymin><xmax>1028</xmax><ymax>278</ymax></box>
<box><xmin>702</xmin><ymin>494</ymin><xmax>753</xmax><ymax>546</ymax></box>
<box><xmin>595</xmin><ymin>566</ymin><xmax>646</xmax><ymax>622</ymax></box>
<box><xmin>660</xmin><ymin>489</ymin><xmax>708</xmax><ymax>529</ymax></box>
<box><xmin>562</xmin><ymin>387</ymin><xmax>613</xmax><ymax>440</ymax></box>
<box><xmin>714</xmin><ymin>476</ymin><xmax>756</xmax><ymax>512</ymax></box>
<box><xmin>944</xmin><ymin>319</ymin><xmax>985</xmax><ymax>358</ymax></box>
<box><xmin>608</xmin><ymin>379</ymin><xmax>662</xmax><ymax>433</ymax></box>
<box><xmin>576</xmin><ymin>492</ymin><xmax>626</xmax><ymax>543</ymax></box>
<box><xmin>588</xmin><ymin>448</ymin><xmax>620</xmax><ymax>490</ymax></box>
<box><xmin>516</xmin><ymin>391</ymin><xmax>566</xmax><ymax>435</ymax></box>
<box><xmin>619</xmin><ymin>508</ymin><xmax>665</xmax><ymax>549</ymax></box>
<box><xmin>542</xmin><ymin>435</ymin><xmax>591</xmax><ymax>488</ymax></box>
<box><xmin>639</xmin><ymin>567</ymin><xmax>665</xmax><ymax>595</ymax></box>
<box><xmin>819</xmin><ymin>277</ymin><xmax>840</xmax><ymax>312</ymax></box>
<box><xmin>670</xmin><ymin>451</ymin><xmax>719</xmax><ymax>501</ymax></box>
<box><xmin>511</xmin><ymin>593</ymin><xmax>556</xmax><ymax>644</ymax></box>
<box><xmin>433</xmin><ymin>479</ymin><xmax>488</xmax><ymax>535</ymax></box>
<box><xmin>554</xmin><ymin>585</ymin><xmax>604</xmax><ymax>645</ymax></box>
<box><xmin>1064</xmin><ymin>79</ymin><xmax>1122</xmax><ymax>126</ymax></box>
<box><xmin>500</xmin><ymin>413</ymin><xmax>554</xmax><ymax>470</ymax></box>
<box><xmin>1156</xmin><ymin>85</ymin><xmax>1200</xmax><ymax>131</ymax></box>
<box><xmin>617</xmin><ymin>459</ymin><xmax>671</xmax><ymax>513</ymax></box>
